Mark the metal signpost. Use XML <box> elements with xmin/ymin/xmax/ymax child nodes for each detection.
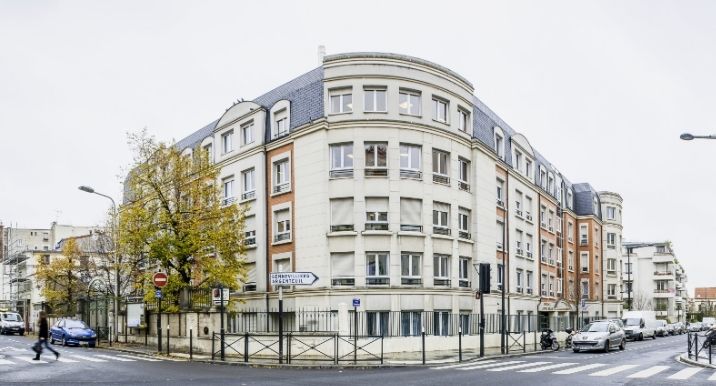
<box><xmin>352</xmin><ymin>298</ymin><xmax>360</xmax><ymax>362</ymax></box>
<box><xmin>269</xmin><ymin>272</ymin><xmax>319</xmax><ymax>364</ymax></box>
<box><xmin>152</xmin><ymin>272</ymin><xmax>168</xmax><ymax>353</ymax></box>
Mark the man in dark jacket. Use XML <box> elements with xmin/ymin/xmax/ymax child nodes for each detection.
<box><xmin>33</xmin><ymin>311</ymin><xmax>59</xmax><ymax>360</ymax></box>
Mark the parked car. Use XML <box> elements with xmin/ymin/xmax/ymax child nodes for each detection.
<box><xmin>50</xmin><ymin>319</ymin><xmax>97</xmax><ymax>347</ymax></box>
<box><xmin>653</xmin><ymin>320</ymin><xmax>668</xmax><ymax>337</ymax></box>
<box><xmin>688</xmin><ymin>322</ymin><xmax>703</xmax><ymax>332</ymax></box>
<box><xmin>572</xmin><ymin>321</ymin><xmax>626</xmax><ymax>353</ymax></box>
<box><xmin>593</xmin><ymin>318</ymin><xmax>625</xmax><ymax>329</ymax></box>
<box><xmin>0</xmin><ymin>312</ymin><xmax>25</xmax><ymax>335</ymax></box>
<box><xmin>672</xmin><ymin>322</ymin><xmax>685</xmax><ymax>334</ymax></box>
<box><xmin>665</xmin><ymin>324</ymin><xmax>675</xmax><ymax>335</ymax></box>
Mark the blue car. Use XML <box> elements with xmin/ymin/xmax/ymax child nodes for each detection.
<box><xmin>50</xmin><ymin>319</ymin><xmax>97</xmax><ymax>347</ymax></box>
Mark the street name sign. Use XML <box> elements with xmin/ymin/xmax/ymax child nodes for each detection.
<box><xmin>212</xmin><ymin>288</ymin><xmax>230</xmax><ymax>305</ymax></box>
<box><xmin>352</xmin><ymin>298</ymin><xmax>360</xmax><ymax>307</ymax></box>
<box><xmin>155</xmin><ymin>289</ymin><xmax>162</xmax><ymax>299</ymax></box>
<box><xmin>153</xmin><ymin>272</ymin><xmax>168</xmax><ymax>288</ymax></box>
<box><xmin>269</xmin><ymin>272</ymin><xmax>319</xmax><ymax>286</ymax></box>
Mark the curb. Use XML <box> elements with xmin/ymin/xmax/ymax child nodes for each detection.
<box><xmin>678</xmin><ymin>353</ymin><xmax>716</xmax><ymax>369</ymax></box>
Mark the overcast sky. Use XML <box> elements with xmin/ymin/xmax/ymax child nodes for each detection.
<box><xmin>1</xmin><ymin>0</ymin><xmax>714</xmax><ymax>294</ymax></box>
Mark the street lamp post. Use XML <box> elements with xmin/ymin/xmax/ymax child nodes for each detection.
<box><xmin>680</xmin><ymin>133</ymin><xmax>716</xmax><ymax>141</ymax></box>
<box><xmin>78</xmin><ymin>185</ymin><xmax>119</xmax><ymax>342</ymax></box>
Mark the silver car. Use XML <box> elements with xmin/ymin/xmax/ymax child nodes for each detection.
<box><xmin>572</xmin><ymin>321</ymin><xmax>626</xmax><ymax>353</ymax></box>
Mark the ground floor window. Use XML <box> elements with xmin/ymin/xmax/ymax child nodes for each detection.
<box><xmin>401</xmin><ymin>311</ymin><xmax>422</xmax><ymax>336</ymax></box>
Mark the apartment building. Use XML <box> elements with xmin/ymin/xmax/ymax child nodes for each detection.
<box><xmin>692</xmin><ymin>287</ymin><xmax>715</xmax><ymax>317</ymax></box>
<box><xmin>623</xmin><ymin>241</ymin><xmax>687</xmax><ymax>322</ymax></box>
<box><xmin>600</xmin><ymin>191</ymin><xmax>624</xmax><ymax>319</ymax></box>
<box><xmin>170</xmin><ymin>52</ymin><xmax>620</xmax><ymax>331</ymax></box>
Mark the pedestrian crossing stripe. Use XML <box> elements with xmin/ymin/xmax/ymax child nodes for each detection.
<box><xmin>487</xmin><ymin>361</ymin><xmax>551</xmax><ymax>372</ymax></box>
<box><xmin>457</xmin><ymin>360</ymin><xmax>524</xmax><ymax>370</ymax></box>
<box><xmin>627</xmin><ymin>366</ymin><xmax>670</xmax><ymax>378</ymax></box>
<box><xmin>70</xmin><ymin>355</ymin><xmax>106</xmax><ymax>362</ymax></box>
<box><xmin>552</xmin><ymin>363</ymin><xmax>606</xmax><ymax>375</ymax></box>
<box><xmin>709</xmin><ymin>371</ymin><xmax>716</xmax><ymax>381</ymax></box>
<box><xmin>0</xmin><ymin>359</ymin><xmax>14</xmax><ymax>365</ymax></box>
<box><xmin>517</xmin><ymin>362</ymin><xmax>577</xmax><ymax>372</ymax></box>
<box><xmin>15</xmin><ymin>357</ymin><xmax>48</xmax><ymax>364</ymax></box>
<box><xmin>116</xmin><ymin>354</ymin><xmax>162</xmax><ymax>362</ymax></box>
<box><xmin>589</xmin><ymin>364</ymin><xmax>639</xmax><ymax>376</ymax></box>
<box><xmin>668</xmin><ymin>367</ymin><xmax>702</xmax><ymax>380</ymax></box>
<box><xmin>94</xmin><ymin>354</ymin><xmax>135</xmax><ymax>362</ymax></box>
<box><xmin>430</xmin><ymin>360</ymin><xmax>497</xmax><ymax>370</ymax></box>
<box><xmin>56</xmin><ymin>357</ymin><xmax>79</xmax><ymax>363</ymax></box>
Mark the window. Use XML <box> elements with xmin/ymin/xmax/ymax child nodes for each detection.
<box><xmin>607</xmin><ymin>258</ymin><xmax>616</xmax><ymax>272</ymax></box>
<box><xmin>606</xmin><ymin>284</ymin><xmax>616</xmax><ymax>298</ymax></box>
<box><xmin>514</xmin><ymin>150</ymin><xmax>522</xmax><ymax>171</ymax></box>
<box><xmin>222</xmin><ymin>176</ymin><xmax>235</xmax><ymax>205</ymax></box>
<box><xmin>568</xmin><ymin>222</ymin><xmax>574</xmax><ymax>242</ymax></box>
<box><xmin>275</xmin><ymin>258</ymin><xmax>291</xmax><ymax>273</ymax></box>
<box><xmin>433</xmin><ymin>311</ymin><xmax>450</xmax><ymax>336</ymax></box>
<box><xmin>607</xmin><ymin>233</ymin><xmax>616</xmax><ymax>247</ymax></box>
<box><xmin>539</xmin><ymin>167</ymin><xmax>547</xmax><ymax>189</ymax></box>
<box><xmin>432</xmin><ymin>149</ymin><xmax>450</xmax><ymax>184</ymax></box>
<box><xmin>241</xmin><ymin>168</ymin><xmax>256</xmax><ymax>200</ymax></box>
<box><xmin>459</xmin><ymin>256</ymin><xmax>470</xmax><ymax>287</ymax></box>
<box><xmin>549</xmin><ymin>275</ymin><xmax>555</xmax><ymax>297</ymax></box>
<box><xmin>525</xmin><ymin>159</ymin><xmax>532</xmax><ymax>179</ymax></box>
<box><xmin>244</xmin><ymin>216</ymin><xmax>256</xmax><ymax>246</ymax></box>
<box><xmin>592</xmin><ymin>197</ymin><xmax>599</xmax><ymax>214</ymax></box>
<box><xmin>401</xmin><ymin>311</ymin><xmax>422</xmax><ymax>336</ymax></box>
<box><xmin>329</xmin><ymin>143</ymin><xmax>354</xmax><ymax>178</ymax></box>
<box><xmin>496</xmin><ymin>221</ymin><xmax>505</xmax><ymax>250</ymax></box>
<box><xmin>366</xmin><ymin>252</ymin><xmax>389</xmax><ymax>285</ymax></box>
<box><xmin>331</xmin><ymin>253</ymin><xmax>355</xmax><ymax>286</ymax></box>
<box><xmin>579</xmin><ymin>224</ymin><xmax>588</xmax><ymax>245</ymax></box>
<box><xmin>568</xmin><ymin>251</ymin><xmax>574</xmax><ymax>271</ymax></box>
<box><xmin>272</xmin><ymin>108</ymin><xmax>289</xmax><ymax>139</ymax></box>
<box><xmin>432</xmin><ymin>201</ymin><xmax>450</xmax><ymax>235</ymax></box>
<box><xmin>541</xmin><ymin>274</ymin><xmax>548</xmax><ymax>296</ymax></box>
<box><xmin>458</xmin><ymin>207</ymin><xmax>470</xmax><ymax>239</ymax></box>
<box><xmin>516</xmin><ymin>269</ymin><xmax>524</xmax><ymax>293</ymax></box>
<box><xmin>367</xmin><ymin>311</ymin><xmax>389</xmax><ymax>336</ymax></box>
<box><xmin>515</xmin><ymin>230</ymin><xmax>524</xmax><ymax>255</ymax></box>
<box><xmin>540</xmin><ymin>206</ymin><xmax>547</xmax><ymax>228</ymax></box>
<box><xmin>221</xmin><ymin>130</ymin><xmax>234</xmax><ymax>154</ymax></box>
<box><xmin>241</xmin><ymin>122</ymin><xmax>254</xmax><ymax>146</ymax></box>
<box><xmin>330</xmin><ymin>198</ymin><xmax>354</xmax><ymax>232</ymax></box>
<box><xmin>514</xmin><ymin>190</ymin><xmax>523</xmax><ymax>217</ymax></box>
<box><xmin>203</xmin><ymin>143</ymin><xmax>213</xmax><ymax>164</ymax></box>
<box><xmin>497</xmin><ymin>263</ymin><xmax>504</xmax><ymax>290</ymax></box>
<box><xmin>274</xmin><ymin>209</ymin><xmax>291</xmax><ymax>242</ymax></box>
<box><xmin>365</xmin><ymin>142</ymin><xmax>387</xmax><ymax>176</ymax></box>
<box><xmin>525</xmin><ymin>196</ymin><xmax>533</xmax><ymax>221</ymax></box>
<box><xmin>399</xmin><ymin>144</ymin><xmax>422</xmax><ymax>178</ymax></box>
<box><xmin>400</xmin><ymin>198</ymin><xmax>422</xmax><ymax>232</ymax></box>
<box><xmin>458</xmin><ymin>108</ymin><xmax>470</xmax><ymax>132</ymax></box>
<box><xmin>401</xmin><ymin>252</ymin><xmax>422</xmax><ymax>285</ymax></box>
<box><xmin>458</xmin><ymin>158</ymin><xmax>470</xmax><ymax>191</ymax></box>
<box><xmin>526</xmin><ymin>270</ymin><xmax>533</xmax><ymax>294</ymax></box>
<box><xmin>329</xmin><ymin>88</ymin><xmax>353</xmax><ymax>114</ymax></box>
<box><xmin>540</xmin><ymin>240</ymin><xmax>548</xmax><ymax>263</ymax></box>
<box><xmin>433</xmin><ymin>254</ymin><xmax>450</xmax><ymax>286</ymax></box>
<box><xmin>580</xmin><ymin>252</ymin><xmax>589</xmax><ymax>272</ymax></box>
<box><xmin>432</xmin><ymin>97</ymin><xmax>448</xmax><ymax>123</ymax></box>
<box><xmin>496</xmin><ymin>178</ymin><xmax>505</xmax><ymax>206</ymax></box>
<box><xmin>399</xmin><ymin>90</ymin><xmax>421</xmax><ymax>116</ymax></box>
<box><xmin>273</xmin><ymin>159</ymin><xmax>290</xmax><ymax>193</ymax></box>
<box><xmin>547</xmin><ymin>175</ymin><xmax>554</xmax><ymax>195</ymax></box>
<box><xmin>364</xmin><ymin>88</ymin><xmax>387</xmax><ymax>112</ymax></box>
<box><xmin>567</xmin><ymin>190</ymin><xmax>573</xmax><ymax>209</ymax></box>
<box><xmin>526</xmin><ymin>233</ymin><xmax>533</xmax><ymax>257</ymax></box>
<box><xmin>595</xmin><ymin>254</ymin><xmax>600</xmax><ymax>273</ymax></box>
<box><xmin>365</xmin><ymin>197</ymin><xmax>389</xmax><ymax>231</ymax></box>
<box><xmin>494</xmin><ymin>132</ymin><xmax>504</xmax><ymax>159</ymax></box>
<box><xmin>581</xmin><ymin>280</ymin><xmax>589</xmax><ymax>298</ymax></box>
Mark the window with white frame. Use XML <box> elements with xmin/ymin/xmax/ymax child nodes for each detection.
<box><xmin>568</xmin><ymin>251</ymin><xmax>574</xmax><ymax>271</ymax></box>
<box><xmin>526</xmin><ymin>233</ymin><xmax>533</xmax><ymax>257</ymax></box>
<box><xmin>607</xmin><ymin>258</ymin><xmax>616</xmax><ymax>272</ymax></box>
<box><xmin>579</xmin><ymin>224</ymin><xmax>588</xmax><ymax>244</ymax></box>
<box><xmin>366</xmin><ymin>311</ymin><xmax>389</xmax><ymax>336</ymax></box>
<box><xmin>514</xmin><ymin>149</ymin><xmax>522</xmax><ymax>171</ymax></box>
<box><xmin>568</xmin><ymin>222</ymin><xmax>574</xmax><ymax>241</ymax></box>
<box><xmin>401</xmin><ymin>311</ymin><xmax>422</xmax><ymax>336</ymax></box>
<box><xmin>515</xmin><ymin>229</ymin><xmax>524</xmax><ymax>255</ymax></box>
<box><xmin>606</xmin><ymin>206</ymin><xmax>616</xmax><ymax>220</ymax></box>
<box><xmin>547</xmin><ymin>174</ymin><xmax>554</xmax><ymax>195</ymax></box>
<box><xmin>540</xmin><ymin>206</ymin><xmax>547</xmax><ymax>228</ymax></box>
<box><xmin>365</xmin><ymin>197</ymin><xmax>389</xmax><ymax>231</ymax></box>
<box><xmin>539</xmin><ymin>167</ymin><xmax>547</xmax><ymax>189</ymax></box>
<box><xmin>432</xmin><ymin>149</ymin><xmax>449</xmax><ymax>184</ymax></box>
<box><xmin>497</xmin><ymin>263</ymin><xmax>504</xmax><ymax>290</ymax></box>
<box><xmin>399</xmin><ymin>143</ymin><xmax>421</xmax><ymax>178</ymax></box>
<box><xmin>222</xmin><ymin>176</ymin><xmax>235</xmax><ymax>205</ymax></box>
<box><xmin>274</xmin><ymin>208</ymin><xmax>291</xmax><ymax>242</ymax></box>
<box><xmin>399</xmin><ymin>89</ymin><xmax>421</xmax><ymax>116</ymax></box>
<box><xmin>496</xmin><ymin>221</ymin><xmax>505</xmax><ymax>250</ymax></box>
<box><xmin>273</xmin><ymin>109</ymin><xmax>289</xmax><ymax>139</ymax></box>
<box><xmin>557</xmin><ymin>278</ymin><xmax>563</xmax><ymax>295</ymax></box>
<box><xmin>433</xmin><ymin>254</ymin><xmax>450</xmax><ymax>286</ymax></box>
<box><xmin>329</xmin><ymin>88</ymin><xmax>353</xmax><ymax>114</ymax></box>
<box><xmin>432</xmin><ymin>201</ymin><xmax>450</xmax><ymax>235</ymax></box>
<box><xmin>459</xmin><ymin>256</ymin><xmax>470</xmax><ymax>287</ymax></box>
<box><xmin>243</xmin><ymin>215</ymin><xmax>256</xmax><ymax>246</ymax></box>
<box><xmin>241</xmin><ymin>168</ymin><xmax>255</xmax><ymax>200</ymax></box>
<box><xmin>592</xmin><ymin>197</ymin><xmax>599</xmax><ymax>214</ymax></box>
<box><xmin>203</xmin><ymin>143</ymin><xmax>213</xmax><ymax>164</ymax></box>
<box><xmin>515</xmin><ymin>190</ymin><xmax>523</xmax><ymax>217</ymax></box>
<box><xmin>541</xmin><ymin>273</ymin><xmax>548</xmax><ymax>296</ymax></box>
<box><xmin>567</xmin><ymin>190</ymin><xmax>573</xmax><ymax>209</ymax></box>
<box><xmin>458</xmin><ymin>207</ymin><xmax>470</xmax><ymax>239</ymax></box>
<box><xmin>365</xmin><ymin>142</ymin><xmax>387</xmax><ymax>176</ymax></box>
<box><xmin>607</xmin><ymin>283</ymin><xmax>616</xmax><ymax>297</ymax></box>
<box><xmin>331</xmin><ymin>253</ymin><xmax>355</xmax><ymax>286</ymax></box>
<box><xmin>580</xmin><ymin>252</ymin><xmax>589</xmax><ymax>272</ymax></box>
<box><xmin>273</xmin><ymin>159</ymin><xmax>290</xmax><ymax>193</ymax></box>
<box><xmin>494</xmin><ymin>131</ymin><xmax>504</xmax><ymax>159</ymax></box>
<box><xmin>241</xmin><ymin>121</ymin><xmax>254</xmax><ymax>146</ymax></box>
<box><xmin>275</xmin><ymin>258</ymin><xmax>291</xmax><ymax>273</ymax></box>
<box><xmin>525</xmin><ymin>196</ymin><xmax>533</xmax><ymax>221</ymax></box>
<box><xmin>526</xmin><ymin>270</ymin><xmax>533</xmax><ymax>294</ymax></box>
<box><xmin>458</xmin><ymin>158</ymin><xmax>470</xmax><ymax>191</ymax></box>
<box><xmin>581</xmin><ymin>280</ymin><xmax>589</xmax><ymax>297</ymax></box>
<box><xmin>525</xmin><ymin>159</ymin><xmax>532</xmax><ymax>179</ymax></box>
<box><xmin>516</xmin><ymin>268</ymin><xmax>524</xmax><ymax>293</ymax></box>
<box><xmin>400</xmin><ymin>198</ymin><xmax>422</xmax><ymax>232</ymax></box>
<box><xmin>329</xmin><ymin>143</ymin><xmax>354</xmax><ymax>178</ymax></box>
<box><xmin>401</xmin><ymin>252</ymin><xmax>422</xmax><ymax>285</ymax></box>
<box><xmin>366</xmin><ymin>252</ymin><xmax>389</xmax><ymax>285</ymax></box>
<box><xmin>330</xmin><ymin>198</ymin><xmax>354</xmax><ymax>232</ymax></box>
<box><xmin>496</xmin><ymin>178</ymin><xmax>505</xmax><ymax>206</ymax></box>
<box><xmin>607</xmin><ymin>232</ymin><xmax>616</xmax><ymax>247</ymax></box>
<box><xmin>221</xmin><ymin>130</ymin><xmax>234</xmax><ymax>154</ymax></box>
<box><xmin>432</xmin><ymin>97</ymin><xmax>448</xmax><ymax>123</ymax></box>
<box><xmin>364</xmin><ymin>87</ymin><xmax>386</xmax><ymax>112</ymax></box>
<box><xmin>549</xmin><ymin>275</ymin><xmax>555</xmax><ymax>296</ymax></box>
<box><xmin>540</xmin><ymin>240</ymin><xmax>548</xmax><ymax>263</ymax></box>
<box><xmin>458</xmin><ymin>108</ymin><xmax>470</xmax><ymax>132</ymax></box>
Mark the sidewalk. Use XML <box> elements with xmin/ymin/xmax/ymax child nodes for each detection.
<box><xmin>679</xmin><ymin>352</ymin><xmax>716</xmax><ymax>369</ymax></box>
<box><xmin>100</xmin><ymin>341</ymin><xmax>548</xmax><ymax>368</ymax></box>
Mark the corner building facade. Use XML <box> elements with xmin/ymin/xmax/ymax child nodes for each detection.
<box><xmin>175</xmin><ymin>53</ymin><xmax>621</xmax><ymax>331</ymax></box>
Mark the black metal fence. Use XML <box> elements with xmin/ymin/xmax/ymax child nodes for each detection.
<box><xmin>687</xmin><ymin>332</ymin><xmax>714</xmax><ymax>365</ymax></box>
<box><xmin>145</xmin><ymin>288</ymin><xmax>213</xmax><ymax>311</ymax></box>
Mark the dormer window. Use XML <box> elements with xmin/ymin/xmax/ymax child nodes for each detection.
<box><xmin>272</xmin><ymin>107</ymin><xmax>289</xmax><ymax>139</ymax></box>
<box><xmin>547</xmin><ymin>174</ymin><xmax>554</xmax><ymax>195</ymax></box>
<box><xmin>525</xmin><ymin>159</ymin><xmax>532</xmax><ymax>179</ymax></box>
<box><xmin>494</xmin><ymin>132</ymin><xmax>504</xmax><ymax>160</ymax></box>
<box><xmin>514</xmin><ymin>150</ymin><xmax>522</xmax><ymax>171</ymax></box>
<box><xmin>221</xmin><ymin>130</ymin><xmax>234</xmax><ymax>154</ymax></box>
<box><xmin>539</xmin><ymin>167</ymin><xmax>547</xmax><ymax>190</ymax></box>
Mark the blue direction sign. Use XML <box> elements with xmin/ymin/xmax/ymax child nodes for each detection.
<box><xmin>352</xmin><ymin>298</ymin><xmax>360</xmax><ymax>308</ymax></box>
<box><xmin>156</xmin><ymin>289</ymin><xmax>162</xmax><ymax>299</ymax></box>
<box><xmin>581</xmin><ymin>298</ymin><xmax>586</xmax><ymax>308</ymax></box>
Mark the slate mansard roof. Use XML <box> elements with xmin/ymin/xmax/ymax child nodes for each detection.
<box><xmin>173</xmin><ymin>52</ymin><xmax>601</xmax><ymax>217</ymax></box>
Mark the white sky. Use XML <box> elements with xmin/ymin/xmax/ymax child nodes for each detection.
<box><xmin>1</xmin><ymin>0</ymin><xmax>714</xmax><ymax>294</ymax></box>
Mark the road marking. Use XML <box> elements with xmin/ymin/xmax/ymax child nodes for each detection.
<box><xmin>16</xmin><ymin>356</ymin><xmax>48</xmax><ymax>364</ymax></box>
<box><xmin>667</xmin><ymin>367</ymin><xmax>702</xmax><ymax>380</ymax></box>
<box><xmin>553</xmin><ymin>363</ymin><xmax>606</xmax><ymax>374</ymax></box>
<box><xmin>708</xmin><ymin>371</ymin><xmax>716</xmax><ymax>381</ymax></box>
<box><xmin>56</xmin><ymin>357</ymin><xmax>79</xmax><ymax>363</ymax></box>
<box><xmin>487</xmin><ymin>361</ymin><xmax>551</xmax><ymax>372</ymax></box>
<box><xmin>116</xmin><ymin>354</ymin><xmax>162</xmax><ymax>362</ymax></box>
<box><xmin>457</xmin><ymin>360</ymin><xmax>524</xmax><ymax>370</ymax></box>
<box><xmin>517</xmin><ymin>362</ymin><xmax>578</xmax><ymax>373</ymax></box>
<box><xmin>627</xmin><ymin>366</ymin><xmax>670</xmax><ymax>378</ymax></box>
<box><xmin>69</xmin><ymin>355</ymin><xmax>107</xmax><ymax>362</ymax></box>
<box><xmin>0</xmin><ymin>359</ymin><xmax>14</xmax><ymax>365</ymax></box>
<box><xmin>431</xmin><ymin>360</ymin><xmax>496</xmax><ymax>370</ymax></box>
<box><xmin>94</xmin><ymin>354</ymin><xmax>135</xmax><ymax>362</ymax></box>
<box><xmin>589</xmin><ymin>365</ymin><xmax>638</xmax><ymax>376</ymax></box>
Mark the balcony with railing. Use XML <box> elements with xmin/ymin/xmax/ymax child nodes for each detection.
<box><xmin>433</xmin><ymin>226</ymin><xmax>451</xmax><ymax>236</ymax></box>
<box><xmin>432</xmin><ymin>173</ymin><xmax>450</xmax><ymax>185</ymax></box>
<box><xmin>653</xmin><ymin>254</ymin><xmax>675</xmax><ymax>264</ymax></box>
<box><xmin>653</xmin><ymin>289</ymin><xmax>675</xmax><ymax>298</ymax></box>
<box><xmin>653</xmin><ymin>270</ymin><xmax>675</xmax><ymax>281</ymax></box>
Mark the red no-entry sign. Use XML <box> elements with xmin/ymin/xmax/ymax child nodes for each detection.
<box><xmin>152</xmin><ymin>272</ymin><xmax>168</xmax><ymax>288</ymax></box>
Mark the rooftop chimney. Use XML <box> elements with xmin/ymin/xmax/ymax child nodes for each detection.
<box><xmin>317</xmin><ymin>45</ymin><xmax>326</xmax><ymax>65</ymax></box>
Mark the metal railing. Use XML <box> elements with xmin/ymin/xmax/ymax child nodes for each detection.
<box><xmin>688</xmin><ymin>331</ymin><xmax>714</xmax><ymax>365</ymax></box>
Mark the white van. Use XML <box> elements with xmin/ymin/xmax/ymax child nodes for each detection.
<box><xmin>0</xmin><ymin>312</ymin><xmax>25</xmax><ymax>335</ymax></box>
<box><xmin>622</xmin><ymin>311</ymin><xmax>656</xmax><ymax>341</ymax></box>
<box><xmin>651</xmin><ymin>319</ymin><xmax>668</xmax><ymax>337</ymax></box>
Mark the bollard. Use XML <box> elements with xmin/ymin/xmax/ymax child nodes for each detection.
<box><xmin>380</xmin><ymin>335</ymin><xmax>384</xmax><ymax>365</ymax></box>
<box><xmin>211</xmin><ymin>332</ymin><xmax>215</xmax><ymax>360</ymax></box>
<box><xmin>109</xmin><ymin>327</ymin><xmax>112</xmax><ymax>347</ymax></box>
<box><xmin>145</xmin><ymin>324</ymin><xmax>148</xmax><ymax>347</ymax></box>
<box><xmin>244</xmin><ymin>332</ymin><xmax>249</xmax><ymax>363</ymax></box>
<box><xmin>458</xmin><ymin>327</ymin><xmax>462</xmax><ymax>362</ymax></box>
<box><xmin>523</xmin><ymin>332</ymin><xmax>526</xmax><ymax>353</ymax></box>
<box><xmin>421</xmin><ymin>328</ymin><xmax>426</xmax><ymax>365</ymax></box>
<box><xmin>189</xmin><ymin>329</ymin><xmax>193</xmax><ymax>361</ymax></box>
<box><xmin>166</xmin><ymin>325</ymin><xmax>170</xmax><ymax>355</ymax></box>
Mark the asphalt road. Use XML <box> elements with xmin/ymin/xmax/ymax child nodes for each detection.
<box><xmin>0</xmin><ymin>332</ymin><xmax>711</xmax><ymax>385</ymax></box>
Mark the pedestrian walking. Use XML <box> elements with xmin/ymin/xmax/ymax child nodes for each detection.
<box><xmin>33</xmin><ymin>311</ymin><xmax>59</xmax><ymax>360</ymax></box>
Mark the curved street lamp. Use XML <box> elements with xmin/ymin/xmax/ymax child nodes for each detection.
<box><xmin>680</xmin><ymin>133</ymin><xmax>716</xmax><ymax>141</ymax></box>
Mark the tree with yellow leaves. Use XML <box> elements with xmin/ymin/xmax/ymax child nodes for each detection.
<box><xmin>35</xmin><ymin>238</ymin><xmax>93</xmax><ymax>315</ymax></box>
<box><xmin>120</xmin><ymin>130</ymin><xmax>247</xmax><ymax>304</ymax></box>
